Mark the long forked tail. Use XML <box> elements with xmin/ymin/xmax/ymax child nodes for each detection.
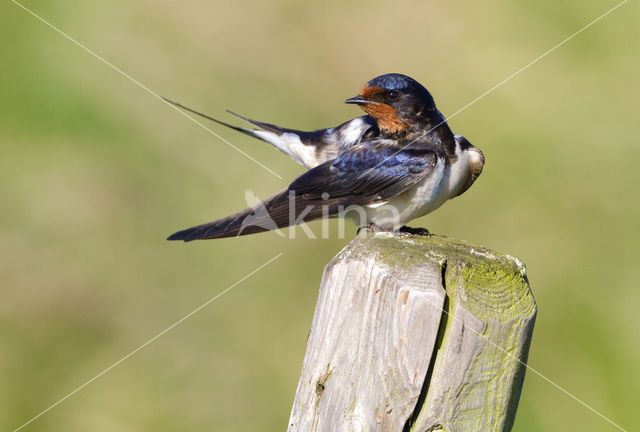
<box><xmin>167</xmin><ymin>189</ymin><xmax>343</xmax><ymax>241</ymax></box>
<box><xmin>162</xmin><ymin>97</ymin><xmax>298</xmax><ymax>143</ymax></box>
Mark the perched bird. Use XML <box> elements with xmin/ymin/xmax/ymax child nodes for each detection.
<box><xmin>167</xmin><ymin>73</ymin><xmax>484</xmax><ymax>241</ymax></box>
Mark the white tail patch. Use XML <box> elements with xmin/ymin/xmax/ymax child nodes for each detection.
<box><xmin>253</xmin><ymin>130</ymin><xmax>319</xmax><ymax>168</ymax></box>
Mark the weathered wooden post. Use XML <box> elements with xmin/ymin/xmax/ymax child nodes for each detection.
<box><xmin>288</xmin><ymin>230</ymin><xmax>536</xmax><ymax>432</ymax></box>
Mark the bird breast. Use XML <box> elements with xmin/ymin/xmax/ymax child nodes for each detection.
<box><xmin>361</xmin><ymin>140</ymin><xmax>482</xmax><ymax>229</ymax></box>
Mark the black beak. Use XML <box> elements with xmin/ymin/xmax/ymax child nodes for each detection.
<box><xmin>345</xmin><ymin>95</ymin><xmax>370</xmax><ymax>105</ymax></box>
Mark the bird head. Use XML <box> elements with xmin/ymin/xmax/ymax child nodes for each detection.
<box><xmin>345</xmin><ymin>73</ymin><xmax>438</xmax><ymax>134</ymax></box>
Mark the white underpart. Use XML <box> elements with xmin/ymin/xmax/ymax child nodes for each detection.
<box><xmin>352</xmin><ymin>140</ymin><xmax>480</xmax><ymax>230</ymax></box>
<box><xmin>340</xmin><ymin>118</ymin><xmax>369</xmax><ymax>145</ymax></box>
<box><xmin>253</xmin><ymin>130</ymin><xmax>320</xmax><ymax>168</ymax></box>
<box><xmin>366</xmin><ymin>201</ymin><xmax>389</xmax><ymax>209</ymax></box>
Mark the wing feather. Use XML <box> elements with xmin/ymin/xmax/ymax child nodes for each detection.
<box><xmin>290</xmin><ymin>144</ymin><xmax>437</xmax><ymax>201</ymax></box>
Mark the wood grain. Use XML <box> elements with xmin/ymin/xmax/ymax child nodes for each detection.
<box><xmin>288</xmin><ymin>231</ymin><xmax>536</xmax><ymax>432</ymax></box>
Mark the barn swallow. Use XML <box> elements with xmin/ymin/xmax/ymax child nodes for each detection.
<box><xmin>167</xmin><ymin>73</ymin><xmax>484</xmax><ymax>241</ymax></box>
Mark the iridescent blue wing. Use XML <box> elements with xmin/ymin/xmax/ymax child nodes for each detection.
<box><xmin>289</xmin><ymin>143</ymin><xmax>437</xmax><ymax>202</ymax></box>
<box><xmin>167</xmin><ymin>142</ymin><xmax>436</xmax><ymax>242</ymax></box>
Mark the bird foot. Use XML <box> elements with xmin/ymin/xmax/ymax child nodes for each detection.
<box><xmin>357</xmin><ymin>223</ymin><xmax>385</xmax><ymax>234</ymax></box>
<box><xmin>398</xmin><ymin>225</ymin><xmax>431</xmax><ymax>237</ymax></box>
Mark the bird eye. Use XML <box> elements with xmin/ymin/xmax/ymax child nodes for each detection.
<box><xmin>386</xmin><ymin>90</ymin><xmax>399</xmax><ymax>101</ymax></box>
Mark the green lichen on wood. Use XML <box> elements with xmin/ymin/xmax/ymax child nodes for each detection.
<box><xmin>311</xmin><ymin>364</ymin><xmax>334</xmax><ymax>431</ymax></box>
<box><xmin>315</xmin><ymin>364</ymin><xmax>333</xmax><ymax>399</ymax></box>
<box><xmin>346</xmin><ymin>231</ymin><xmax>534</xmax><ymax>323</ymax></box>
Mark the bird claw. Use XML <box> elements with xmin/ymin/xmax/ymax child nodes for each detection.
<box><xmin>398</xmin><ymin>225</ymin><xmax>431</xmax><ymax>237</ymax></box>
<box><xmin>358</xmin><ymin>223</ymin><xmax>384</xmax><ymax>234</ymax></box>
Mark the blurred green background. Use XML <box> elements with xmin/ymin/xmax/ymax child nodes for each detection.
<box><xmin>1</xmin><ymin>0</ymin><xmax>638</xmax><ymax>430</ymax></box>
